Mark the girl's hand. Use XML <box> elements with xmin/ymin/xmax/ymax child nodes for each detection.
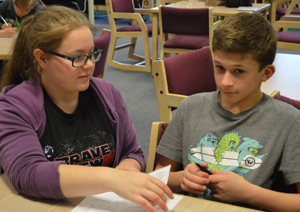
<box><xmin>112</xmin><ymin>170</ymin><xmax>174</xmax><ymax>212</ymax></box>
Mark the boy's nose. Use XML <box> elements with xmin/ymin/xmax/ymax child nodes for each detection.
<box><xmin>221</xmin><ymin>72</ymin><xmax>234</xmax><ymax>87</ymax></box>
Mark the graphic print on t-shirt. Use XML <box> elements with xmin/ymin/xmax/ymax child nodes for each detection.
<box><xmin>42</xmin><ymin>128</ymin><xmax>116</xmax><ymax>166</ymax></box>
<box><xmin>188</xmin><ymin>132</ymin><xmax>267</xmax><ymax>176</ymax></box>
<box><xmin>188</xmin><ymin>132</ymin><xmax>268</xmax><ymax>199</ymax></box>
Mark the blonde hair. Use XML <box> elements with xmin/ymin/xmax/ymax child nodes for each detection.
<box><xmin>212</xmin><ymin>13</ymin><xmax>277</xmax><ymax>71</ymax></box>
<box><xmin>1</xmin><ymin>6</ymin><xmax>94</xmax><ymax>90</ymax></box>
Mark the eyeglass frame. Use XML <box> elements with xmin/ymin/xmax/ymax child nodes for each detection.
<box><xmin>46</xmin><ymin>46</ymin><xmax>103</xmax><ymax>67</ymax></box>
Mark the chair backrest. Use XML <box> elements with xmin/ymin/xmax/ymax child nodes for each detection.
<box><xmin>153</xmin><ymin>46</ymin><xmax>216</xmax><ymax>122</ymax></box>
<box><xmin>268</xmin><ymin>90</ymin><xmax>300</xmax><ymax>108</ymax></box>
<box><xmin>93</xmin><ymin>29</ymin><xmax>111</xmax><ymax>78</ymax></box>
<box><xmin>146</xmin><ymin>122</ymin><xmax>169</xmax><ymax>173</ymax></box>
<box><xmin>111</xmin><ymin>0</ymin><xmax>135</xmax><ymax>12</ymax></box>
<box><xmin>268</xmin><ymin>90</ymin><xmax>299</xmax><ymax>193</ymax></box>
<box><xmin>160</xmin><ymin>6</ymin><xmax>210</xmax><ymax>35</ymax></box>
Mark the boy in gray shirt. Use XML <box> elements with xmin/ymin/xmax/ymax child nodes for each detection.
<box><xmin>156</xmin><ymin>12</ymin><xmax>300</xmax><ymax>211</ymax></box>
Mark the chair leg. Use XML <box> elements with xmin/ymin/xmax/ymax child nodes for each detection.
<box><xmin>142</xmin><ymin>36</ymin><xmax>151</xmax><ymax>73</ymax></box>
<box><xmin>128</xmin><ymin>37</ymin><xmax>140</xmax><ymax>61</ymax></box>
<box><xmin>106</xmin><ymin>35</ymin><xmax>117</xmax><ymax>68</ymax></box>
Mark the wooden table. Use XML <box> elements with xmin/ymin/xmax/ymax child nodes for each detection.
<box><xmin>0</xmin><ymin>37</ymin><xmax>14</xmax><ymax>60</ymax></box>
<box><xmin>149</xmin><ymin>1</ymin><xmax>271</xmax><ymax>64</ymax></box>
<box><xmin>261</xmin><ymin>53</ymin><xmax>300</xmax><ymax>100</ymax></box>
<box><xmin>0</xmin><ymin>173</ymin><xmax>262</xmax><ymax>212</ymax></box>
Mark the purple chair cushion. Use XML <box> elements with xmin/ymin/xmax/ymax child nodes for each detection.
<box><xmin>112</xmin><ymin>0</ymin><xmax>134</xmax><ymax>13</ymax></box>
<box><xmin>273</xmin><ymin>94</ymin><xmax>300</xmax><ymax>110</ymax></box>
<box><xmin>117</xmin><ymin>24</ymin><xmax>154</xmax><ymax>35</ymax></box>
<box><xmin>93</xmin><ymin>30</ymin><xmax>111</xmax><ymax>77</ymax></box>
<box><xmin>164</xmin><ymin>34</ymin><xmax>209</xmax><ymax>49</ymax></box>
<box><xmin>276</xmin><ymin>8</ymin><xmax>300</xmax><ymax>15</ymax></box>
<box><xmin>163</xmin><ymin>47</ymin><xmax>216</xmax><ymax>95</ymax></box>
<box><xmin>161</xmin><ymin>7</ymin><xmax>209</xmax><ymax>35</ymax></box>
<box><xmin>278</xmin><ymin>31</ymin><xmax>300</xmax><ymax>44</ymax></box>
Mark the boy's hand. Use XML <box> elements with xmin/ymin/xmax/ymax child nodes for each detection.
<box><xmin>208</xmin><ymin>170</ymin><xmax>252</xmax><ymax>203</ymax></box>
<box><xmin>2</xmin><ymin>28</ymin><xmax>17</xmax><ymax>38</ymax></box>
<box><xmin>180</xmin><ymin>163</ymin><xmax>210</xmax><ymax>195</ymax></box>
<box><xmin>2</xmin><ymin>23</ymin><xmax>12</xmax><ymax>30</ymax></box>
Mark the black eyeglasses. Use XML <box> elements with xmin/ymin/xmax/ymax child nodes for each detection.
<box><xmin>47</xmin><ymin>46</ymin><xmax>103</xmax><ymax>67</ymax></box>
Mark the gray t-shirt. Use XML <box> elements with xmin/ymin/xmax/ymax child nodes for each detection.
<box><xmin>156</xmin><ymin>91</ymin><xmax>300</xmax><ymax>196</ymax></box>
<box><xmin>0</xmin><ymin>0</ymin><xmax>44</xmax><ymax>28</ymax></box>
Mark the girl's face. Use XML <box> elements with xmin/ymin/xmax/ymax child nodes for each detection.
<box><xmin>14</xmin><ymin>3</ymin><xmax>34</xmax><ymax>18</ymax></box>
<box><xmin>41</xmin><ymin>26</ymin><xmax>95</xmax><ymax>98</ymax></box>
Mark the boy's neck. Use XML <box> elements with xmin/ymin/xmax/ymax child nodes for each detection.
<box><xmin>218</xmin><ymin>91</ymin><xmax>264</xmax><ymax>114</ymax></box>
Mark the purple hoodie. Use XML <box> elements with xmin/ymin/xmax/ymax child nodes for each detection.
<box><xmin>0</xmin><ymin>77</ymin><xmax>146</xmax><ymax>200</ymax></box>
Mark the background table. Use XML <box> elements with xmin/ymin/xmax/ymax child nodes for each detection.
<box><xmin>150</xmin><ymin>1</ymin><xmax>271</xmax><ymax>63</ymax></box>
<box><xmin>0</xmin><ymin>173</ymin><xmax>262</xmax><ymax>212</ymax></box>
<box><xmin>261</xmin><ymin>53</ymin><xmax>300</xmax><ymax>100</ymax></box>
<box><xmin>0</xmin><ymin>38</ymin><xmax>14</xmax><ymax>60</ymax></box>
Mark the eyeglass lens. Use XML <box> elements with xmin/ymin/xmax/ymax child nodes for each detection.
<box><xmin>73</xmin><ymin>50</ymin><xmax>102</xmax><ymax>67</ymax></box>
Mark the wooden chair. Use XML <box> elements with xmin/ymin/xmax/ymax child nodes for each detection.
<box><xmin>276</xmin><ymin>0</ymin><xmax>300</xmax><ymax>20</ymax></box>
<box><xmin>268</xmin><ymin>90</ymin><xmax>299</xmax><ymax>193</ymax></box>
<box><xmin>146</xmin><ymin>122</ymin><xmax>169</xmax><ymax>173</ymax></box>
<box><xmin>94</xmin><ymin>0</ymin><xmax>107</xmax><ymax>12</ymax></box>
<box><xmin>273</xmin><ymin>17</ymin><xmax>300</xmax><ymax>50</ymax></box>
<box><xmin>158</xmin><ymin>6</ymin><xmax>221</xmax><ymax>59</ymax></box>
<box><xmin>268</xmin><ymin>90</ymin><xmax>300</xmax><ymax>105</ymax></box>
<box><xmin>105</xmin><ymin>0</ymin><xmax>153</xmax><ymax>73</ymax></box>
<box><xmin>153</xmin><ymin>47</ymin><xmax>216</xmax><ymax>123</ymax></box>
<box><xmin>93</xmin><ymin>29</ymin><xmax>111</xmax><ymax>78</ymax></box>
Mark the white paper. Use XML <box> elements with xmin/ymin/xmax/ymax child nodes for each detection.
<box><xmin>237</xmin><ymin>7</ymin><xmax>258</xmax><ymax>11</ymax></box>
<box><xmin>71</xmin><ymin>165</ymin><xmax>183</xmax><ymax>212</ymax></box>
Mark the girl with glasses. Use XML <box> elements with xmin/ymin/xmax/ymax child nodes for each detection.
<box><xmin>0</xmin><ymin>6</ymin><xmax>173</xmax><ymax>212</ymax></box>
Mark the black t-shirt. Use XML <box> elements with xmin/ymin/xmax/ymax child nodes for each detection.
<box><xmin>40</xmin><ymin>87</ymin><xmax>116</xmax><ymax>167</ymax></box>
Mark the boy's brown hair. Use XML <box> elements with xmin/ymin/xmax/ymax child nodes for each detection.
<box><xmin>212</xmin><ymin>13</ymin><xmax>277</xmax><ymax>71</ymax></box>
<box><xmin>14</xmin><ymin>0</ymin><xmax>38</xmax><ymax>12</ymax></box>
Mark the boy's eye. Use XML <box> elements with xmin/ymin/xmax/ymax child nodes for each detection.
<box><xmin>215</xmin><ymin>65</ymin><xmax>225</xmax><ymax>71</ymax></box>
<box><xmin>234</xmin><ymin>69</ymin><xmax>244</xmax><ymax>74</ymax></box>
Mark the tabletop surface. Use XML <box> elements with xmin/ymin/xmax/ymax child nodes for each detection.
<box><xmin>150</xmin><ymin>1</ymin><xmax>271</xmax><ymax>15</ymax></box>
<box><xmin>0</xmin><ymin>173</ymin><xmax>262</xmax><ymax>212</ymax></box>
<box><xmin>0</xmin><ymin>37</ymin><xmax>14</xmax><ymax>60</ymax></box>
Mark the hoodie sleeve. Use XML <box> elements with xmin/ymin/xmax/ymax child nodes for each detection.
<box><xmin>0</xmin><ymin>85</ymin><xmax>66</xmax><ymax>200</ymax></box>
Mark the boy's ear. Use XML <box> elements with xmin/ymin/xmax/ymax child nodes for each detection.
<box><xmin>33</xmin><ymin>48</ymin><xmax>47</xmax><ymax>70</ymax></box>
<box><xmin>260</xmin><ymin>65</ymin><xmax>275</xmax><ymax>82</ymax></box>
